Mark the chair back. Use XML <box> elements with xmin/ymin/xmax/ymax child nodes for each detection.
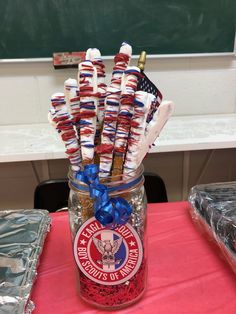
<box><xmin>34</xmin><ymin>173</ymin><xmax>168</xmax><ymax>212</ymax></box>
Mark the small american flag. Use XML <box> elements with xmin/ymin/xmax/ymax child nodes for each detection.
<box><xmin>137</xmin><ymin>72</ymin><xmax>163</xmax><ymax>123</ymax></box>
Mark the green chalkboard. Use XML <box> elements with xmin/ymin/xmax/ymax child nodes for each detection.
<box><xmin>0</xmin><ymin>0</ymin><xmax>235</xmax><ymax>58</ymax></box>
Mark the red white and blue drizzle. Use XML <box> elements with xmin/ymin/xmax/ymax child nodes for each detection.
<box><xmin>49</xmin><ymin>92</ymin><xmax>81</xmax><ymax>171</ymax></box>
<box><xmin>78</xmin><ymin>60</ymin><xmax>98</xmax><ymax>163</ymax></box>
<box><xmin>124</xmin><ymin>91</ymin><xmax>154</xmax><ymax>173</ymax></box>
<box><xmin>64</xmin><ymin>78</ymin><xmax>80</xmax><ymax>141</ymax></box>
<box><xmin>97</xmin><ymin>42</ymin><xmax>132</xmax><ymax>177</ymax></box>
<box><xmin>49</xmin><ymin>41</ymin><xmax>174</xmax><ymax>204</ymax></box>
<box><xmin>113</xmin><ymin>66</ymin><xmax>141</xmax><ymax>166</ymax></box>
<box><xmin>85</xmin><ymin>49</ymin><xmax>107</xmax><ymax>149</ymax></box>
<box><xmin>48</xmin><ymin>42</ymin><xmax>174</xmax><ymax>176</ymax></box>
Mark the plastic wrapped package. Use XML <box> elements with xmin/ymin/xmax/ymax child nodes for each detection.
<box><xmin>188</xmin><ymin>182</ymin><xmax>236</xmax><ymax>274</ymax></box>
<box><xmin>0</xmin><ymin>209</ymin><xmax>51</xmax><ymax>314</ymax></box>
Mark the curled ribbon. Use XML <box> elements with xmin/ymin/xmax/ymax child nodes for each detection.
<box><xmin>75</xmin><ymin>164</ymin><xmax>132</xmax><ymax>228</ymax></box>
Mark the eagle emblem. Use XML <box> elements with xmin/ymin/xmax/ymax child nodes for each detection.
<box><xmin>92</xmin><ymin>236</ymin><xmax>123</xmax><ymax>268</ymax></box>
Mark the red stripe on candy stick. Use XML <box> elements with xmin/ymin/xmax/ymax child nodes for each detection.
<box><xmin>80</xmin><ymin>129</ymin><xmax>93</xmax><ymax>135</ymax></box>
<box><xmin>78</xmin><ymin>60</ymin><xmax>98</xmax><ymax>163</ymax></box>
<box><xmin>96</xmin><ymin>144</ymin><xmax>114</xmax><ymax>154</ymax></box>
<box><xmin>66</xmin><ymin>147</ymin><xmax>79</xmax><ymax>154</ymax></box>
<box><xmin>79</xmin><ymin>111</ymin><xmax>96</xmax><ymax>119</ymax></box>
<box><xmin>99</xmin><ymin>43</ymin><xmax>132</xmax><ymax>177</ymax></box>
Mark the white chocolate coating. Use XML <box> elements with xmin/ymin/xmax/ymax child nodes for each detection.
<box><xmin>78</xmin><ymin>61</ymin><xmax>98</xmax><ymax>162</ymax></box>
<box><xmin>86</xmin><ymin>48</ymin><xmax>107</xmax><ymax>147</ymax></box>
<box><xmin>99</xmin><ymin>42</ymin><xmax>132</xmax><ymax>177</ymax></box>
<box><xmin>114</xmin><ymin>66</ymin><xmax>140</xmax><ymax>152</ymax></box>
<box><xmin>64</xmin><ymin>78</ymin><xmax>79</xmax><ymax>115</ymax></box>
<box><xmin>48</xmin><ymin>108</ymin><xmax>57</xmax><ymax>128</ymax></box>
<box><xmin>124</xmin><ymin>91</ymin><xmax>154</xmax><ymax>174</ymax></box>
<box><xmin>136</xmin><ymin>100</ymin><xmax>175</xmax><ymax>167</ymax></box>
<box><xmin>50</xmin><ymin>92</ymin><xmax>81</xmax><ymax>171</ymax></box>
<box><xmin>64</xmin><ymin>78</ymin><xmax>80</xmax><ymax>142</ymax></box>
<box><xmin>120</xmin><ymin>42</ymin><xmax>132</xmax><ymax>57</ymax></box>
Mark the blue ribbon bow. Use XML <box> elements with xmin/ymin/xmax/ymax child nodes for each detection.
<box><xmin>75</xmin><ymin>164</ymin><xmax>132</xmax><ymax>228</ymax></box>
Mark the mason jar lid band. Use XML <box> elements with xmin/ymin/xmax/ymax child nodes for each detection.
<box><xmin>70</xmin><ymin>175</ymin><xmax>143</xmax><ymax>193</ymax></box>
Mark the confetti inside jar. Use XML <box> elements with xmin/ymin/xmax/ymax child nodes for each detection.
<box><xmin>67</xmin><ymin>164</ymin><xmax>148</xmax><ymax>309</ymax></box>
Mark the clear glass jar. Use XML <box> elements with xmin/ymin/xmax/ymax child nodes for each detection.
<box><xmin>68</xmin><ymin>165</ymin><xmax>147</xmax><ymax>310</ymax></box>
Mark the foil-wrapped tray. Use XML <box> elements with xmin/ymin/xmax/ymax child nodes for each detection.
<box><xmin>0</xmin><ymin>209</ymin><xmax>51</xmax><ymax>314</ymax></box>
<box><xmin>189</xmin><ymin>182</ymin><xmax>236</xmax><ymax>274</ymax></box>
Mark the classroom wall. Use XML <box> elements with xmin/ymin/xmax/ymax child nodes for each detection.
<box><xmin>0</xmin><ymin>55</ymin><xmax>236</xmax><ymax>210</ymax></box>
<box><xmin>1</xmin><ymin>55</ymin><xmax>236</xmax><ymax>126</ymax></box>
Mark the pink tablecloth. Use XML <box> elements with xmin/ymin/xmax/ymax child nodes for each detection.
<box><xmin>31</xmin><ymin>202</ymin><xmax>236</xmax><ymax>314</ymax></box>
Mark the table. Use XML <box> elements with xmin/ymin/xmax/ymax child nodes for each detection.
<box><xmin>31</xmin><ymin>202</ymin><xmax>236</xmax><ymax>314</ymax></box>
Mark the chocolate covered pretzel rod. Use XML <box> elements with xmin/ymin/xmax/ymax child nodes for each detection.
<box><xmin>64</xmin><ymin>78</ymin><xmax>78</xmax><ymax>115</ymax></box>
<box><xmin>50</xmin><ymin>93</ymin><xmax>82</xmax><ymax>171</ymax></box>
<box><xmin>136</xmin><ymin>100</ymin><xmax>174</xmax><ymax>167</ymax></box>
<box><xmin>64</xmin><ymin>78</ymin><xmax>80</xmax><ymax>138</ymax></box>
<box><xmin>78</xmin><ymin>60</ymin><xmax>98</xmax><ymax>165</ymax></box>
<box><xmin>86</xmin><ymin>48</ymin><xmax>106</xmax><ymax>126</ymax></box>
<box><xmin>123</xmin><ymin>91</ymin><xmax>154</xmax><ymax>174</ymax></box>
<box><xmin>97</xmin><ymin>42</ymin><xmax>132</xmax><ymax>177</ymax></box>
<box><xmin>86</xmin><ymin>49</ymin><xmax>107</xmax><ymax>162</ymax></box>
<box><xmin>64</xmin><ymin>79</ymin><xmax>79</xmax><ymax>115</ymax></box>
<box><xmin>112</xmin><ymin>66</ymin><xmax>141</xmax><ymax>176</ymax></box>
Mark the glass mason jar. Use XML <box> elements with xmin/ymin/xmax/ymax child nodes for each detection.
<box><xmin>68</xmin><ymin>165</ymin><xmax>147</xmax><ymax>310</ymax></box>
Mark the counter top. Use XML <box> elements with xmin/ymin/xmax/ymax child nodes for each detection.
<box><xmin>1</xmin><ymin>114</ymin><xmax>236</xmax><ymax>163</ymax></box>
<box><xmin>153</xmin><ymin>113</ymin><xmax>236</xmax><ymax>153</ymax></box>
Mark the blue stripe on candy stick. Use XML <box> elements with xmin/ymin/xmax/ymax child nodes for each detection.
<box><xmin>80</xmin><ymin>73</ymin><xmax>93</xmax><ymax>77</ymax></box>
<box><xmin>106</xmin><ymin>101</ymin><xmax>120</xmax><ymax>106</ymax></box>
<box><xmin>119</xmin><ymin>112</ymin><xmax>133</xmax><ymax>118</ymax></box>
<box><xmin>134</xmin><ymin>99</ymin><xmax>144</xmax><ymax>107</ymax></box>
<box><xmin>83</xmin><ymin>144</ymin><xmax>95</xmax><ymax>148</ymax></box>
<box><xmin>112</xmin><ymin>70</ymin><xmax>123</xmax><ymax>75</ymax></box>
<box><xmin>79</xmin><ymin>120</ymin><xmax>92</xmax><ymax>125</ymax></box>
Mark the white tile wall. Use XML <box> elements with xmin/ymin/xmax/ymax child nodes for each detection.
<box><xmin>155</xmin><ymin>69</ymin><xmax>236</xmax><ymax>115</ymax></box>
<box><xmin>0</xmin><ymin>55</ymin><xmax>236</xmax><ymax>125</ymax></box>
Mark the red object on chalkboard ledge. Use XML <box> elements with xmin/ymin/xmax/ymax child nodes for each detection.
<box><xmin>53</xmin><ymin>51</ymin><xmax>86</xmax><ymax>69</ymax></box>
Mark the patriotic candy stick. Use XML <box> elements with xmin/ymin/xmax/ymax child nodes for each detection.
<box><xmin>112</xmin><ymin>66</ymin><xmax>141</xmax><ymax>176</ymax></box>
<box><xmin>50</xmin><ymin>92</ymin><xmax>82</xmax><ymax>171</ymax></box>
<box><xmin>86</xmin><ymin>49</ymin><xmax>107</xmax><ymax>162</ymax></box>
<box><xmin>64</xmin><ymin>78</ymin><xmax>80</xmax><ymax>139</ymax></box>
<box><xmin>48</xmin><ymin>108</ymin><xmax>57</xmax><ymax>129</ymax></box>
<box><xmin>136</xmin><ymin>100</ymin><xmax>174</xmax><ymax>167</ymax></box>
<box><xmin>123</xmin><ymin>91</ymin><xmax>154</xmax><ymax>174</ymax></box>
<box><xmin>97</xmin><ymin>42</ymin><xmax>132</xmax><ymax>177</ymax></box>
<box><xmin>78</xmin><ymin>60</ymin><xmax>98</xmax><ymax>164</ymax></box>
<box><xmin>86</xmin><ymin>48</ymin><xmax>106</xmax><ymax>125</ymax></box>
<box><xmin>64</xmin><ymin>78</ymin><xmax>79</xmax><ymax>117</ymax></box>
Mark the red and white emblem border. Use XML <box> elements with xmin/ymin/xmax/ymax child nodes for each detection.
<box><xmin>73</xmin><ymin>217</ymin><xmax>143</xmax><ymax>285</ymax></box>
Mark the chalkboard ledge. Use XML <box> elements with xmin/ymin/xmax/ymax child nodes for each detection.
<box><xmin>0</xmin><ymin>52</ymin><xmax>235</xmax><ymax>63</ymax></box>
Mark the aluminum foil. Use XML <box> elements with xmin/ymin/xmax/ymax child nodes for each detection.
<box><xmin>0</xmin><ymin>209</ymin><xmax>51</xmax><ymax>314</ymax></box>
<box><xmin>189</xmin><ymin>182</ymin><xmax>236</xmax><ymax>274</ymax></box>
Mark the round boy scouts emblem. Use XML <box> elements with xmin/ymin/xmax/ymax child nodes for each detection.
<box><xmin>74</xmin><ymin>217</ymin><xmax>143</xmax><ymax>285</ymax></box>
